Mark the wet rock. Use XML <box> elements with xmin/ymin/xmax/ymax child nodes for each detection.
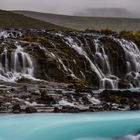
<box><xmin>82</xmin><ymin>96</ymin><xmax>91</xmax><ymax>105</ymax></box>
<box><xmin>12</xmin><ymin>104</ymin><xmax>21</xmax><ymax>113</ymax></box>
<box><xmin>102</xmin><ymin>103</ymin><xmax>112</xmax><ymax>111</ymax></box>
<box><xmin>101</xmin><ymin>89</ymin><xmax>140</xmax><ymax>111</ymax></box>
<box><xmin>25</xmin><ymin>106</ymin><xmax>37</xmax><ymax>113</ymax></box>
<box><xmin>120</xmin><ymin>98</ymin><xmax>129</xmax><ymax>105</ymax></box>
<box><xmin>130</xmin><ymin>103</ymin><xmax>140</xmax><ymax>110</ymax></box>
<box><xmin>10</xmin><ymin>88</ymin><xmax>15</xmax><ymax>92</ymax></box>
<box><xmin>61</xmin><ymin>106</ymin><xmax>79</xmax><ymax>113</ymax></box>
<box><xmin>38</xmin><ymin>91</ymin><xmax>55</xmax><ymax>104</ymax></box>
<box><xmin>53</xmin><ymin>107</ymin><xmax>60</xmax><ymax>113</ymax></box>
<box><xmin>118</xmin><ymin>80</ymin><xmax>131</xmax><ymax>89</ymax></box>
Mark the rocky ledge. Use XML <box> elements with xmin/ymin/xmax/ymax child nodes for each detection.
<box><xmin>0</xmin><ymin>79</ymin><xmax>140</xmax><ymax>114</ymax></box>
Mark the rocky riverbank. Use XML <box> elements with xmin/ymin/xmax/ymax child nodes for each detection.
<box><xmin>0</xmin><ymin>79</ymin><xmax>140</xmax><ymax>113</ymax></box>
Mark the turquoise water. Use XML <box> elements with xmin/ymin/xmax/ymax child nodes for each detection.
<box><xmin>0</xmin><ymin>111</ymin><xmax>140</xmax><ymax>140</ymax></box>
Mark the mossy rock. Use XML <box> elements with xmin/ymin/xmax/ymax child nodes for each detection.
<box><xmin>17</xmin><ymin>77</ymin><xmax>32</xmax><ymax>83</ymax></box>
<box><xmin>25</xmin><ymin>107</ymin><xmax>37</xmax><ymax>113</ymax></box>
<box><xmin>120</xmin><ymin>31</ymin><xmax>140</xmax><ymax>47</ymax></box>
<box><xmin>73</xmin><ymin>79</ymin><xmax>87</xmax><ymax>92</ymax></box>
<box><xmin>118</xmin><ymin>79</ymin><xmax>131</xmax><ymax>89</ymax></box>
<box><xmin>100</xmin><ymin>28</ymin><xmax>115</xmax><ymax>35</ymax></box>
<box><xmin>40</xmin><ymin>38</ymin><xmax>52</xmax><ymax>48</ymax></box>
<box><xmin>22</xmin><ymin>36</ymin><xmax>40</xmax><ymax>43</ymax></box>
<box><xmin>39</xmin><ymin>91</ymin><xmax>55</xmax><ymax>104</ymax></box>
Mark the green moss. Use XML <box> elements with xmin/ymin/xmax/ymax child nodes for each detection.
<box><xmin>100</xmin><ymin>28</ymin><xmax>114</xmax><ymax>35</ymax></box>
<box><xmin>73</xmin><ymin>79</ymin><xmax>87</xmax><ymax>92</ymax></box>
<box><xmin>40</xmin><ymin>92</ymin><xmax>54</xmax><ymax>103</ymax></box>
<box><xmin>40</xmin><ymin>38</ymin><xmax>51</xmax><ymax>47</ymax></box>
<box><xmin>102</xmin><ymin>91</ymin><xmax>121</xmax><ymax>104</ymax></box>
<box><xmin>120</xmin><ymin>31</ymin><xmax>140</xmax><ymax>46</ymax></box>
<box><xmin>109</xmin><ymin>95</ymin><xmax>121</xmax><ymax>104</ymax></box>
<box><xmin>22</xmin><ymin>36</ymin><xmax>40</xmax><ymax>42</ymax></box>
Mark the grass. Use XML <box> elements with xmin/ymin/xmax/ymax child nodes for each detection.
<box><xmin>0</xmin><ymin>10</ymin><xmax>69</xmax><ymax>30</ymax></box>
<box><xmin>14</xmin><ymin>10</ymin><xmax>140</xmax><ymax>31</ymax></box>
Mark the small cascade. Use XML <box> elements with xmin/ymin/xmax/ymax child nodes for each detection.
<box><xmin>65</xmin><ymin>36</ymin><xmax>118</xmax><ymax>89</ymax></box>
<box><xmin>94</xmin><ymin>39</ymin><xmax>111</xmax><ymax>75</ymax></box>
<box><xmin>114</xmin><ymin>39</ymin><xmax>140</xmax><ymax>87</ymax></box>
<box><xmin>0</xmin><ymin>44</ymin><xmax>34</xmax><ymax>82</ymax></box>
<box><xmin>0</xmin><ymin>31</ymin><xmax>9</xmax><ymax>39</ymax></box>
<box><xmin>0</xmin><ymin>30</ymin><xmax>22</xmax><ymax>39</ymax></box>
<box><xmin>65</xmin><ymin>36</ymin><xmax>103</xmax><ymax>79</ymax></box>
<box><xmin>57</xmin><ymin>57</ymin><xmax>78</xmax><ymax>79</ymax></box>
<box><xmin>93</xmin><ymin>39</ymin><xmax>118</xmax><ymax>89</ymax></box>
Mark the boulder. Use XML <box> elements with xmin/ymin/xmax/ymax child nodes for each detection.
<box><xmin>12</xmin><ymin>104</ymin><xmax>21</xmax><ymax>114</ymax></box>
<box><xmin>25</xmin><ymin>106</ymin><xmax>37</xmax><ymax>113</ymax></box>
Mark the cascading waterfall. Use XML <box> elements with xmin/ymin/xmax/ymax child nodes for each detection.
<box><xmin>114</xmin><ymin>38</ymin><xmax>140</xmax><ymax>87</ymax></box>
<box><xmin>1</xmin><ymin>30</ymin><xmax>140</xmax><ymax>89</ymax></box>
<box><xmin>93</xmin><ymin>39</ymin><xmax>118</xmax><ymax>89</ymax></box>
<box><xmin>63</xmin><ymin>34</ymin><xmax>140</xmax><ymax>89</ymax></box>
<box><xmin>41</xmin><ymin>32</ymin><xmax>140</xmax><ymax>89</ymax></box>
<box><xmin>65</xmin><ymin>36</ymin><xmax>118</xmax><ymax>89</ymax></box>
<box><xmin>65</xmin><ymin>37</ymin><xmax>103</xmax><ymax>79</ymax></box>
<box><xmin>0</xmin><ymin>44</ymin><xmax>34</xmax><ymax>82</ymax></box>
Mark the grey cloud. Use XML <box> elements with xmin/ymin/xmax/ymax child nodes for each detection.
<box><xmin>0</xmin><ymin>0</ymin><xmax>139</xmax><ymax>16</ymax></box>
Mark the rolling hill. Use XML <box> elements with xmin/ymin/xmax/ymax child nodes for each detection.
<box><xmin>0</xmin><ymin>10</ymin><xmax>68</xmax><ymax>30</ymax></box>
<box><xmin>14</xmin><ymin>10</ymin><xmax>140</xmax><ymax>31</ymax></box>
<box><xmin>75</xmin><ymin>8</ymin><xmax>136</xmax><ymax>18</ymax></box>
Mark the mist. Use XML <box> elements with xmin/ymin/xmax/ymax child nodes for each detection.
<box><xmin>0</xmin><ymin>0</ymin><xmax>140</xmax><ymax>16</ymax></box>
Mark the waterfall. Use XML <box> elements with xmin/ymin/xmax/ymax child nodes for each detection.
<box><xmin>93</xmin><ymin>39</ymin><xmax>118</xmax><ymax>89</ymax></box>
<box><xmin>0</xmin><ymin>44</ymin><xmax>34</xmax><ymax>82</ymax></box>
<box><xmin>114</xmin><ymin>39</ymin><xmax>140</xmax><ymax>87</ymax></box>
<box><xmin>94</xmin><ymin>39</ymin><xmax>111</xmax><ymax>75</ymax></box>
<box><xmin>65</xmin><ymin>37</ymin><xmax>103</xmax><ymax>79</ymax></box>
<box><xmin>65</xmin><ymin>36</ymin><xmax>118</xmax><ymax>89</ymax></box>
<box><xmin>49</xmin><ymin>32</ymin><xmax>140</xmax><ymax>89</ymax></box>
<box><xmin>1</xmin><ymin>30</ymin><xmax>140</xmax><ymax>89</ymax></box>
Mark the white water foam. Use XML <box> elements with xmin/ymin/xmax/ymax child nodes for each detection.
<box><xmin>0</xmin><ymin>44</ymin><xmax>34</xmax><ymax>82</ymax></box>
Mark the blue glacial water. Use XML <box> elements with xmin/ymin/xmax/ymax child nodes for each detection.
<box><xmin>0</xmin><ymin>111</ymin><xmax>140</xmax><ymax>140</ymax></box>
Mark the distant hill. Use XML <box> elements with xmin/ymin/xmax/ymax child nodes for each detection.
<box><xmin>0</xmin><ymin>10</ymin><xmax>68</xmax><ymax>30</ymax></box>
<box><xmin>13</xmin><ymin>10</ymin><xmax>140</xmax><ymax>31</ymax></box>
<box><xmin>75</xmin><ymin>8</ymin><xmax>136</xmax><ymax>18</ymax></box>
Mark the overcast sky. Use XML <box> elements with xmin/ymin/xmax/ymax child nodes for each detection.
<box><xmin>0</xmin><ymin>0</ymin><xmax>140</xmax><ymax>15</ymax></box>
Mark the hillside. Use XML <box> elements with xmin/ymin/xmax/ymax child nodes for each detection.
<box><xmin>14</xmin><ymin>10</ymin><xmax>140</xmax><ymax>31</ymax></box>
<box><xmin>75</xmin><ymin>8</ymin><xmax>136</xmax><ymax>18</ymax></box>
<box><xmin>0</xmin><ymin>10</ymin><xmax>68</xmax><ymax>30</ymax></box>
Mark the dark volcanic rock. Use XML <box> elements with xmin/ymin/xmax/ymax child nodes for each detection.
<box><xmin>25</xmin><ymin>107</ymin><xmax>37</xmax><ymax>113</ymax></box>
<box><xmin>101</xmin><ymin>89</ymin><xmax>140</xmax><ymax>111</ymax></box>
<box><xmin>38</xmin><ymin>91</ymin><xmax>56</xmax><ymax>104</ymax></box>
<box><xmin>58</xmin><ymin>106</ymin><xmax>79</xmax><ymax>113</ymax></box>
<box><xmin>12</xmin><ymin>104</ymin><xmax>21</xmax><ymax>114</ymax></box>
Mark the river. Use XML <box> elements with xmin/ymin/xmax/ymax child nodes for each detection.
<box><xmin>0</xmin><ymin>111</ymin><xmax>140</xmax><ymax>140</ymax></box>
